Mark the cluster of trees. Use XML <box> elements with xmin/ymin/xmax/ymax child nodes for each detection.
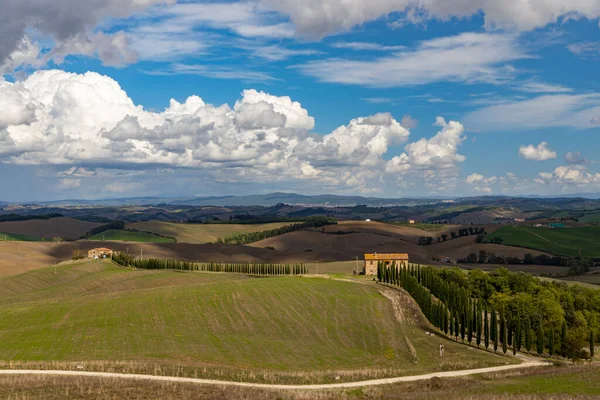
<box><xmin>112</xmin><ymin>252</ymin><xmax>307</xmax><ymax>275</ymax></box>
<box><xmin>0</xmin><ymin>213</ymin><xmax>63</xmax><ymax>222</ymax></box>
<box><xmin>458</xmin><ymin>251</ymin><xmax>594</xmax><ymax>275</ymax></box>
<box><xmin>80</xmin><ymin>220</ymin><xmax>125</xmax><ymax>239</ymax></box>
<box><xmin>378</xmin><ymin>263</ymin><xmax>598</xmax><ymax>362</ymax></box>
<box><xmin>418</xmin><ymin>227</ymin><xmax>486</xmax><ymax>246</ymax></box>
<box><xmin>219</xmin><ymin>217</ymin><xmax>337</xmax><ymax>245</ymax></box>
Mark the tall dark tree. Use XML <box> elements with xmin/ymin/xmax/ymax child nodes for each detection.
<box><xmin>477</xmin><ymin>299</ymin><xmax>482</xmax><ymax>347</ymax></box>
<box><xmin>484</xmin><ymin>305</ymin><xmax>490</xmax><ymax>349</ymax></box>
<box><xmin>549</xmin><ymin>329</ymin><xmax>555</xmax><ymax>357</ymax></box>
<box><xmin>491</xmin><ymin>306</ymin><xmax>498</xmax><ymax>352</ymax></box>
<box><xmin>501</xmin><ymin>313</ymin><xmax>508</xmax><ymax>355</ymax></box>
<box><xmin>590</xmin><ymin>331</ymin><xmax>595</xmax><ymax>358</ymax></box>
<box><xmin>560</xmin><ymin>321</ymin><xmax>568</xmax><ymax>358</ymax></box>
<box><xmin>536</xmin><ymin>323</ymin><xmax>545</xmax><ymax>355</ymax></box>
<box><xmin>525</xmin><ymin>317</ymin><xmax>532</xmax><ymax>353</ymax></box>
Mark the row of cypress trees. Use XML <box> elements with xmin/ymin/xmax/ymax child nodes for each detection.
<box><xmin>377</xmin><ymin>262</ymin><xmax>593</xmax><ymax>359</ymax></box>
<box><xmin>112</xmin><ymin>252</ymin><xmax>307</xmax><ymax>276</ymax></box>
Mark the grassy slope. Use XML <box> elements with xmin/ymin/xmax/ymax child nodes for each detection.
<box><xmin>0</xmin><ymin>261</ymin><xmax>507</xmax><ymax>381</ymax></box>
<box><xmin>0</xmin><ymin>232</ymin><xmax>44</xmax><ymax>242</ymax></box>
<box><xmin>126</xmin><ymin>221</ymin><xmax>298</xmax><ymax>244</ymax></box>
<box><xmin>487</xmin><ymin>225</ymin><xmax>600</xmax><ymax>257</ymax></box>
<box><xmin>0</xmin><ymin>217</ymin><xmax>101</xmax><ymax>241</ymax></box>
<box><xmin>88</xmin><ymin>230</ymin><xmax>175</xmax><ymax>243</ymax></box>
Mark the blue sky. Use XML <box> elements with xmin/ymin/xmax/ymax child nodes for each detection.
<box><xmin>1</xmin><ymin>0</ymin><xmax>600</xmax><ymax>201</ymax></box>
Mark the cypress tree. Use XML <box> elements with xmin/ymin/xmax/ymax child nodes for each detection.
<box><xmin>515</xmin><ymin>314</ymin><xmax>522</xmax><ymax>351</ymax></box>
<box><xmin>590</xmin><ymin>331</ymin><xmax>595</xmax><ymax>358</ymax></box>
<box><xmin>501</xmin><ymin>312</ymin><xmax>507</xmax><ymax>354</ymax></box>
<box><xmin>560</xmin><ymin>321</ymin><xmax>568</xmax><ymax>358</ymax></box>
<box><xmin>525</xmin><ymin>318</ymin><xmax>532</xmax><ymax>353</ymax></box>
<box><xmin>536</xmin><ymin>323</ymin><xmax>545</xmax><ymax>355</ymax></box>
<box><xmin>477</xmin><ymin>299</ymin><xmax>482</xmax><ymax>347</ymax></box>
<box><xmin>460</xmin><ymin>312</ymin><xmax>466</xmax><ymax>342</ymax></box>
<box><xmin>549</xmin><ymin>329</ymin><xmax>555</xmax><ymax>357</ymax></box>
<box><xmin>513</xmin><ymin>330</ymin><xmax>517</xmax><ymax>355</ymax></box>
<box><xmin>484</xmin><ymin>305</ymin><xmax>489</xmax><ymax>349</ymax></box>
<box><xmin>454</xmin><ymin>312</ymin><xmax>459</xmax><ymax>340</ymax></box>
<box><xmin>490</xmin><ymin>306</ymin><xmax>497</xmax><ymax>344</ymax></box>
<box><xmin>377</xmin><ymin>262</ymin><xmax>382</xmax><ymax>282</ymax></box>
<box><xmin>499</xmin><ymin>308</ymin><xmax>505</xmax><ymax>346</ymax></box>
<box><xmin>444</xmin><ymin>304</ymin><xmax>449</xmax><ymax>335</ymax></box>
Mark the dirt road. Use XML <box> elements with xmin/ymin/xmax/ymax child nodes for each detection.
<box><xmin>0</xmin><ymin>356</ymin><xmax>547</xmax><ymax>390</ymax></box>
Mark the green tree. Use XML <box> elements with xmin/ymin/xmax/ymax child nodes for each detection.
<box><xmin>536</xmin><ymin>323</ymin><xmax>545</xmax><ymax>355</ymax></box>
<box><xmin>548</xmin><ymin>329</ymin><xmax>555</xmax><ymax>357</ymax></box>
<box><xmin>484</xmin><ymin>305</ymin><xmax>489</xmax><ymax>349</ymax></box>
<box><xmin>502</xmin><ymin>313</ymin><xmax>508</xmax><ymax>355</ymax></box>
<box><xmin>590</xmin><ymin>331</ymin><xmax>595</xmax><ymax>358</ymax></box>
<box><xmin>560</xmin><ymin>321</ymin><xmax>568</xmax><ymax>357</ymax></box>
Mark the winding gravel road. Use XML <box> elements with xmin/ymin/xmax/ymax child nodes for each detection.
<box><xmin>0</xmin><ymin>357</ymin><xmax>547</xmax><ymax>390</ymax></box>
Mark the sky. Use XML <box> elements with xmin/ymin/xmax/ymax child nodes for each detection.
<box><xmin>1</xmin><ymin>0</ymin><xmax>600</xmax><ymax>201</ymax></box>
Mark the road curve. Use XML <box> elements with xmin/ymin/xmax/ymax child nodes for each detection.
<box><xmin>0</xmin><ymin>358</ymin><xmax>547</xmax><ymax>390</ymax></box>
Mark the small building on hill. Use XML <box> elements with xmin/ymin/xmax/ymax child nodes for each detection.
<box><xmin>364</xmin><ymin>253</ymin><xmax>409</xmax><ymax>275</ymax></box>
<box><xmin>88</xmin><ymin>247</ymin><xmax>113</xmax><ymax>259</ymax></box>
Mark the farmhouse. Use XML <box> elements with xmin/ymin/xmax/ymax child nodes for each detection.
<box><xmin>88</xmin><ymin>247</ymin><xmax>113</xmax><ymax>259</ymax></box>
<box><xmin>364</xmin><ymin>253</ymin><xmax>409</xmax><ymax>275</ymax></box>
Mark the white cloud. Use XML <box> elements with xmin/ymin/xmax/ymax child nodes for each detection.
<box><xmin>567</xmin><ymin>41</ymin><xmax>600</xmax><ymax>57</ymax></box>
<box><xmin>565</xmin><ymin>151</ymin><xmax>587</xmax><ymax>165</ymax></box>
<box><xmin>400</xmin><ymin>114</ymin><xmax>418</xmax><ymax>129</ymax></box>
<box><xmin>298</xmin><ymin>33</ymin><xmax>527</xmax><ymax>87</ymax></box>
<box><xmin>464</xmin><ymin>94</ymin><xmax>600</xmax><ymax>131</ymax></box>
<box><xmin>0</xmin><ymin>69</ymin><xmax>423</xmax><ymax>193</ymax></box>
<box><xmin>259</xmin><ymin>0</ymin><xmax>600</xmax><ymax>38</ymax></box>
<box><xmin>387</xmin><ymin>117</ymin><xmax>466</xmax><ymax>173</ymax></box>
<box><xmin>0</xmin><ymin>0</ymin><xmax>171</xmax><ymax>73</ymax></box>
<box><xmin>518</xmin><ymin>142</ymin><xmax>557</xmax><ymax>161</ymax></box>
<box><xmin>331</xmin><ymin>42</ymin><xmax>406</xmax><ymax>51</ymax></box>
<box><xmin>517</xmin><ymin>81</ymin><xmax>573</xmax><ymax>93</ymax></box>
<box><xmin>142</xmin><ymin>63</ymin><xmax>277</xmax><ymax>82</ymax></box>
<box><xmin>243</xmin><ymin>44</ymin><xmax>321</xmax><ymax>61</ymax></box>
<box><xmin>545</xmin><ymin>165</ymin><xmax>600</xmax><ymax>185</ymax></box>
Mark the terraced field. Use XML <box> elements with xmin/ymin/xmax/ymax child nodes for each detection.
<box><xmin>0</xmin><ymin>261</ymin><xmax>509</xmax><ymax>383</ymax></box>
<box><xmin>126</xmin><ymin>221</ymin><xmax>299</xmax><ymax>244</ymax></box>
<box><xmin>486</xmin><ymin>225</ymin><xmax>600</xmax><ymax>257</ymax></box>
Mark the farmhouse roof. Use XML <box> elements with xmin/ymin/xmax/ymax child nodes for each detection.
<box><xmin>90</xmin><ymin>247</ymin><xmax>113</xmax><ymax>252</ymax></box>
<box><xmin>364</xmin><ymin>253</ymin><xmax>409</xmax><ymax>261</ymax></box>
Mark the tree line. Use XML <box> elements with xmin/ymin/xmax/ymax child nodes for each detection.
<box><xmin>378</xmin><ymin>262</ymin><xmax>597</xmax><ymax>362</ymax></box>
<box><xmin>458</xmin><ymin>251</ymin><xmax>595</xmax><ymax>275</ymax></box>
<box><xmin>112</xmin><ymin>252</ymin><xmax>307</xmax><ymax>276</ymax></box>
<box><xmin>219</xmin><ymin>217</ymin><xmax>337</xmax><ymax>245</ymax></box>
<box><xmin>0</xmin><ymin>213</ymin><xmax>63</xmax><ymax>222</ymax></box>
<box><xmin>418</xmin><ymin>227</ymin><xmax>486</xmax><ymax>246</ymax></box>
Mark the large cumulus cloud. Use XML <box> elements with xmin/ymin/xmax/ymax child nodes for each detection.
<box><xmin>260</xmin><ymin>0</ymin><xmax>600</xmax><ymax>38</ymax></box>
<box><xmin>0</xmin><ymin>0</ymin><xmax>171</xmax><ymax>71</ymax></box>
<box><xmin>1</xmin><ymin>70</ymin><xmax>466</xmax><ymax>192</ymax></box>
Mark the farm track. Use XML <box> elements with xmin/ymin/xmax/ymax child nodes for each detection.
<box><xmin>0</xmin><ymin>357</ymin><xmax>547</xmax><ymax>390</ymax></box>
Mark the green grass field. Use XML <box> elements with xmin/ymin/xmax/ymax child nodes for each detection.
<box><xmin>0</xmin><ymin>261</ymin><xmax>509</xmax><ymax>383</ymax></box>
<box><xmin>486</xmin><ymin>225</ymin><xmax>600</xmax><ymax>257</ymax></box>
<box><xmin>88</xmin><ymin>229</ymin><xmax>175</xmax><ymax>243</ymax></box>
<box><xmin>0</xmin><ymin>232</ymin><xmax>44</xmax><ymax>242</ymax></box>
<box><xmin>126</xmin><ymin>221</ymin><xmax>298</xmax><ymax>244</ymax></box>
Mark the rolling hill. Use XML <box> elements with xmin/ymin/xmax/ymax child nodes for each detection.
<box><xmin>126</xmin><ymin>221</ymin><xmax>298</xmax><ymax>244</ymax></box>
<box><xmin>0</xmin><ymin>260</ymin><xmax>509</xmax><ymax>382</ymax></box>
<box><xmin>0</xmin><ymin>217</ymin><xmax>101</xmax><ymax>241</ymax></box>
<box><xmin>487</xmin><ymin>226</ymin><xmax>600</xmax><ymax>258</ymax></box>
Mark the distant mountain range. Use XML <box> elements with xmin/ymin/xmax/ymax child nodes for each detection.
<box><xmin>2</xmin><ymin>192</ymin><xmax>600</xmax><ymax>208</ymax></box>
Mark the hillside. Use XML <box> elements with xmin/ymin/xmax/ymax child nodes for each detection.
<box><xmin>88</xmin><ymin>229</ymin><xmax>176</xmax><ymax>243</ymax></box>
<box><xmin>0</xmin><ymin>217</ymin><xmax>101</xmax><ymax>241</ymax></box>
<box><xmin>126</xmin><ymin>221</ymin><xmax>298</xmax><ymax>244</ymax></box>
<box><xmin>0</xmin><ymin>261</ymin><xmax>508</xmax><ymax>382</ymax></box>
<box><xmin>487</xmin><ymin>226</ymin><xmax>600</xmax><ymax>258</ymax></box>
